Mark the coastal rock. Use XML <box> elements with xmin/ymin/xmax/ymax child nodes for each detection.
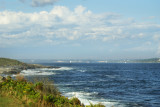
<box><xmin>3</xmin><ymin>68</ymin><xmax>21</xmax><ymax>74</ymax></box>
<box><xmin>0</xmin><ymin>68</ymin><xmax>21</xmax><ymax>74</ymax></box>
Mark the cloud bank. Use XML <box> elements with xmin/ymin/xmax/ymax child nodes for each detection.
<box><xmin>0</xmin><ymin>5</ymin><xmax>160</xmax><ymax>55</ymax></box>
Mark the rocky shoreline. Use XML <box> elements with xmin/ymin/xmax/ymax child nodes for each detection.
<box><xmin>0</xmin><ymin>64</ymin><xmax>60</xmax><ymax>74</ymax></box>
<box><xmin>0</xmin><ymin>67</ymin><xmax>21</xmax><ymax>74</ymax></box>
<box><xmin>0</xmin><ymin>57</ymin><xmax>61</xmax><ymax>75</ymax></box>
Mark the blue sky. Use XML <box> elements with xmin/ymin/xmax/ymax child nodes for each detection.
<box><xmin>0</xmin><ymin>0</ymin><xmax>160</xmax><ymax>59</ymax></box>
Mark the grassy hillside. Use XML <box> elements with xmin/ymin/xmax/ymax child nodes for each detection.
<box><xmin>0</xmin><ymin>58</ymin><xmax>53</xmax><ymax>70</ymax></box>
<box><xmin>0</xmin><ymin>58</ymin><xmax>27</xmax><ymax>67</ymax></box>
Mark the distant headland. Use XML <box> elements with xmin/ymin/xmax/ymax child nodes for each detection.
<box><xmin>0</xmin><ymin>58</ymin><xmax>59</xmax><ymax>74</ymax></box>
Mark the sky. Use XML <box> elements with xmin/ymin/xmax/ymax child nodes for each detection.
<box><xmin>0</xmin><ymin>0</ymin><xmax>160</xmax><ymax>60</ymax></box>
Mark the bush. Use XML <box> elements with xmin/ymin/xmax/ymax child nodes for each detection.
<box><xmin>69</xmin><ymin>97</ymin><xmax>81</xmax><ymax>105</ymax></box>
<box><xmin>86</xmin><ymin>103</ymin><xmax>105</xmax><ymax>107</ymax></box>
<box><xmin>6</xmin><ymin>76</ymin><xmax>12</xmax><ymax>80</ymax></box>
<box><xmin>43</xmin><ymin>94</ymin><xmax>54</xmax><ymax>102</ymax></box>
<box><xmin>34</xmin><ymin>82</ymin><xmax>43</xmax><ymax>91</ymax></box>
<box><xmin>16</xmin><ymin>74</ymin><xmax>26</xmax><ymax>82</ymax></box>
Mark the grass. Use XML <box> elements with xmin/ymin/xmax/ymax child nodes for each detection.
<box><xmin>0</xmin><ymin>58</ymin><xmax>51</xmax><ymax>70</ymax></box>
<box><xmin>0</xmin><ymin>58</ymin><xmax>26</xmax><ymax>67</ymax></box>
<box><xmin>0</xmin><ymin>75</ymin><xmax>105</xmax><ymax>107</ymax></box>
<box><xmin>0</xmin><ymin>95</ymin><xmax>26</xmax><ymax>107</ymax></box>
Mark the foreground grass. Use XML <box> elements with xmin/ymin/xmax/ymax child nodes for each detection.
<box><xmin>0</xmin><ymin>95</ymin><xmax>26</xmax><ymax>107</ymax></box>
<box><xmin>0</xmin><ymin>76</ymin><xmax>105</xmax><ymax>107</ymax></box>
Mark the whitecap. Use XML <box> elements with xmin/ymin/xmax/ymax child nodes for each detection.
<box><xmin>89</xmin><ymin>81</ymin><xmax>98</xmax><ymax>83</ymax></box>
<box><xmin>41</xmin><ymin>67</ymin><xmax>73</xmax><ymax>71</ymax></box>
<box><xmin>57</xmin><ymin>67</ymin><xmax>73</xmax><ymax>70</ymax></box>
<box><xmin>13</xmin><ymin>67</ymin><xmax>72</xmax><ymax>76</ymax></box>
<box><xmin>78</xmin><ymin>70</ymin><xmax>86</xmax><ymax>72</ymax></box>
<box><xmin>64</xmin><ymin>91</ymin><xmax>98</xmax><ymax>97</ymax></box>
<box><xmin>19</xmin><ymin>69</ymin><xmax>55</xmax><ymax>76</ymax></box>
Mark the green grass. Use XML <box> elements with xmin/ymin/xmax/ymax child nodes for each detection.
<box><xmin>0</xmin><ymin>58</ymin><xmax>26</xmax><ymax>67</ymax></box>
<box><xmin>0</xmin><ymin>58</ymin><xmax>51</xmax><ymax>70</ymax></box>
<box><xmin>0</xmin><ymin>95</ymin><xmax>26</xmax><ymax>107</ymax></box>
<box><xmin>0</xmin><ymin>76</ymin><xmax>105</xmax><ymax>107</ymax></box>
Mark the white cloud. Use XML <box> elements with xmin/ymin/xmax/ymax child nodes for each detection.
<box><xmin>0</xmin><ymin>5</ymin><xmax>160</xmax><ymax>50</ymax></box>
<box><xmin>74</xmin><ymin>5</ymin><xmax>86</xmax><ymax>15</ymax></box>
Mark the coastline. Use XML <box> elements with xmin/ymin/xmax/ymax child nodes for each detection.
<box><xmin>0</xmin><ymin>58</ymin><xmax>60</xmax><ymax>75</ymax></box>
<box><xmin>0</xmin><ymin>64</ymin><xmax>60</xmax><ymax>75</ymax></box>
<box><xmin>0</xmin><ymin>58</ymin><xmax>105</xmax><ymax>106</ymax></box>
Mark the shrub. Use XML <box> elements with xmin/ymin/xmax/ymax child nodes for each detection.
<box><xmin>43</xmin><ymin>94</ymin><xmax>54</xmax><ymax>102</ymax></box>
<box><xmin>69</xmin><ymin>97</ymin><xmax>81</xmax><ymax>105</ymax></box>
<box><xmin>33</xmin><ymin>77</ymin><xmax>60</xmax><ymax>96</ymax></box>
<box><xmin>86</xmin><ymin>102</ymin><xmax>105</xmax><ymax>107</ymax></box>
<box><xmin>34</xmin><ymin>82</ymin><xmax>43</xmax><ymax>91</ymax></box>
<box><xmin>16</xmin><ymin>74</ymin><xmax>26</xmax><ymax>82</ymax></box>
<box><xmin>6</xmin><ymin>76</ymin><xmax>12</xmax><ymax>80</ymax></box>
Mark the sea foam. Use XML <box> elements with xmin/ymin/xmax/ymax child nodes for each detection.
<box><xmin>63</xmin><ymin>91</ymin><xmax>125</xmax><ymax>107</ymax></box>
<box><xmin>20</xmin><ymin>69</ymin><xmax>55</xmax><ymax>76</ymax></box>
<box><xmin>40</xmin><ymin>67</ymin><xmax>73</xmax><ymax>71</ymax></box>
<box><xmin>19</xmin><ymin>67</ymin><xmax>73</xmax><ymax>76</ymax></box>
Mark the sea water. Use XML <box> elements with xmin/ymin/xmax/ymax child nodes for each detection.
<box><xmin>20</xmin><ymin>63</ymin><xmax>160</xmax><ymax>107</ymax></box>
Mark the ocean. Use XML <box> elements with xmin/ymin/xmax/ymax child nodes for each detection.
<box><xmin>19</xmin><ymin>63</ymin><xmax>160</xmax><ymax>107</ymax></box>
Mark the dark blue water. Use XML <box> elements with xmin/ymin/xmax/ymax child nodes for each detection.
<box><xmin>22</xmin><ymin>63</ymin><xmax>160</xmax><ymax>107</ymax></box>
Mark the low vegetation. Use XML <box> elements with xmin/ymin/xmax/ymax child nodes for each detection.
<box><xmin>0</xmin><ymin>57</ymin><xmax>52</xmax><ymax>68</ymax></box>
<box><xmin>0</xmin><ymin>95</ymin><xmax>26</xmax><ymax>107</ymax></box>
<box><xmin>0</xmin><ymin>58</ymin><xmax>27</xmax><ymax>67</ymax></box>
<box><xmin>0</xmin><ymin>75</ymin><xmax>105</xmax><ymax>107</ymax></box>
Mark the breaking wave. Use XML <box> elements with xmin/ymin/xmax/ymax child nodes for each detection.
<box><xmin>20</xmin><ymin>69</ymin><xmax>55</xmax><ymax>76</ymax></box>
<box><xmin>40</xmin><ymin>67</ymin><xmax>73</xmax><ymax>71</ymax></box>
<box><xmin>18</xmin><ymin>67</ymin><xmax>73</xmax><ymax>76</ymax></box>
<box><xmin>63</xmin><ymin>91</ymin><xmax>125</xmax><ymax>107</ymax></box>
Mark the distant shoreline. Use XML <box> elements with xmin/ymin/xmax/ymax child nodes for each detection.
<box><xmin>19</xmin><ymin>58</ymin><xmax>160</xmax><ymax>64</ymax></box>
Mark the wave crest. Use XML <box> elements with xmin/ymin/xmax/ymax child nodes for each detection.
<box><xmin>20</xmin><ymin>69</ymin><xmax>55</xmax><ymax>76</ymax></box>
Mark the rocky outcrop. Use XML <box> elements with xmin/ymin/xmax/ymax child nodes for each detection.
<box><xmin>0</xmin><ymin>67</ymin><xmax>21</xmax><ymax>74</ymax></box>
